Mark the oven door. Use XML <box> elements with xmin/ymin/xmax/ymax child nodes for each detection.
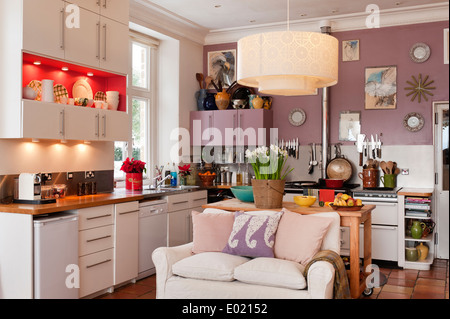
<box><xmin>359</xmin><ymin>200</ymin><xmax>398</xmax><ymax>226</ymax></box>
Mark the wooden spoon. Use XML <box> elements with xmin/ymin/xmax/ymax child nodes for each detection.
<box><xmin>196</xmin><ymin>73</ymin><xmax>204</xmax><ymax>90</ymax></box>
<box><xmin>386</xmin><ymin>161</ymin><xmax>394</xmax><ymax>175</ymax></box>
<box><xmin>205</xmin><ymin>76</ymin><xmax>213</xmax><ymax>90</ymax></box>
<box><xmin>394</xmin><ymin>168</ymin><xmax>401</xmax><ymax>175</ymax></box>
<box><xmin>380</xmin><ymin>161</ymin><xmax>387</xmax><ymax>174</ymax></box>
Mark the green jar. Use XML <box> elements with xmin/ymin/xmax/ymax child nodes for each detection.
<box><xmin>405</xmin><ymin>247</ymin><xmax>419</xmax><ymax>262</ymax></box>
<box><xmin>411</xmin><ymin>221</ymin><xmax>425</xmax><ymax>239</ymax></box>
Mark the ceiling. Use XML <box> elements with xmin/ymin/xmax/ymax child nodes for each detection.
<box><xmin>143</xmin><ymin>0</ymin><xmax>446</xmax><ymax>31</ymax></box>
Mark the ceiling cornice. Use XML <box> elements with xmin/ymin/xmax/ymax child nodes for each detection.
<box><xmin>130</xmin><ymin>1</ymin><xmax>449</xmax><ymax>45</ymax></box>
<box><xmin>205</xmin><ymin>2</ymin><xmax>449</xmax><ymax>44</ymax></box>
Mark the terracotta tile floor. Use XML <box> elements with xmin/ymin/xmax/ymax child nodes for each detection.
<box><xmin>97</xmin><ymin>259</ymin><xmax>449</xmax><ymax>300</ymax></box>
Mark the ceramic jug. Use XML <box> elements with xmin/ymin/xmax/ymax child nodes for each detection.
<box><xmin>405</xmin><ymin>247</ymin><xmax>419</xmax><ymax>262</ymax></box>
<box><xmin>416</xmin><ymin>243</ymin><xmax>429</xmax><ymax>261</ymax></box>
<box><xmin>195</xmin><ymin>89</ymin><xmax>207</xmax><ymax>111</ymax></box>
<box><xmin>204</xmin><ymin>93</ymin><xmax>218</xmax><ymax>110</ymax></box>
<box><xmin>411</xmin><ymin>220</ymin><xmax>426</xmax><ymax>239</ymax></box>
<box><xmin>252</xmin><ymin>96</ymin><xmax>264</xmax><ymax>109</ymax></box>
<box><xmin>215</xmin><ymin>89</ymin><xmax>231</xmax><ymax>110</ymax></box>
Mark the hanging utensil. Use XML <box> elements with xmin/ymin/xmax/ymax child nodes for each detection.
<box><xmin>357</xmin><ymin>134</ymin><xmax>366</xmax><ymax>167</ymax></box>
<box><xmin>296</xmin><ymin>138</ymin><xmax>299</xmax><ymax>159</ymax></box>
<box><xmin>371</xmin><ymin>135</ymin><xmax>376</xmax><ymax>159</ymax></box>
<box><xmin>376</xmin><ymin>134</ymin><xmax>382</xmax><ymax>158</ymax></box>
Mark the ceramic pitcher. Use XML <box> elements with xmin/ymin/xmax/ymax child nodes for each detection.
<box><xmin>411</xmin><ymin>220</ymin><xmax>426</xmax><ymax>239</ymax></box>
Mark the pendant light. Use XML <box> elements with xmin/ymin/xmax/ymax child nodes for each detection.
<box><xmin>237</xmin><ymin>0</ymin><xmax>339</xmax><ymax>96</ymax></box>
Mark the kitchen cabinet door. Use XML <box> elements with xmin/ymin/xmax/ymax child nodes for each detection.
<box><xmin>190</xmin><ymin>111</ymin><xmax>214</xmax><ymax>146</ymax></box>
<box><xmin>99</xmin><ymin>16</ymin><xmax>129</xmax><ymax>74</ymax></box>
<box><xmin>168</xmin><ymin>209</ymin><xmax>192</xmax><ymax>247</ymax></box>
<box><xmin>64</xmin><ymin>106</ymin><xmax>99</xmax><ymax>141</ymax></box>
<box><xmin>67</xmin><ymin>0</ymin><xmax>101</xmax><ymax>14</ymax></box>
<box><xmin>114</xmin><ymin>202</ymin><xmax>139</xmax><ymax>285</ymax></box>
<box><xmin>99</xmin><ymin>0</ymin><xmax>130</xmax><ymax>25</ymax></box>
<box><xmin>213</xmin><ymin>110</ymin><xmax>237</xmax><ymax>146</ymax></box>
<box><xmin>238</xmin><ymin>109</ymin><xmax>273</xmax><ymax>146</ymax></box>
<box><xmin>22</xmin><ymin>100</ymin><xmax>64</xmax><ymax>140</ymax></box>
<box><xmin>98</xmin><ymin>110</ymin><xmax>130</xmax><ymax>142</ymax></box>
<box><xmin>23</xmin><ymin>0</ymin><xmax>65</xmax><ymax>59</ymax></box>
<box><xmin>64</xmin><ymin>7</ymin><xmax>100</xmax><ymax>69</ymax></box>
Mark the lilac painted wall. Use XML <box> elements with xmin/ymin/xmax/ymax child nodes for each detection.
<box><xmin>204</xmin><ymin>21</ymin><xmax>449</xmax><ymax>146</ymax></box>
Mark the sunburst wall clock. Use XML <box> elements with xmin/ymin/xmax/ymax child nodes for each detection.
<box><xmin>404</xmin><ymin>74</ymin><xmax>436</xmax><ymax>103</ymax></box>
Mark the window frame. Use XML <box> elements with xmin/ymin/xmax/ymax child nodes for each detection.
<box><xmin>114</xmin><ymin>32</ymin><xmax>159</xmax><ymax>185</ymax></box>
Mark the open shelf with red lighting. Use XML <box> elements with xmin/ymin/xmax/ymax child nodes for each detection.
<box><xmin>22</xmin><ymin>52</ymin><xmax>127</xmax><ymax>113</ymax></box>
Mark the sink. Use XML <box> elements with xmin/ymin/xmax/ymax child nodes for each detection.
<box><xmin>147</xmin><ymin>185</ymin><xmax>200</xmax><ymax>192</ymax></box>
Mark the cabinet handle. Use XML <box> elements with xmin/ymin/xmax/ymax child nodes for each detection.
<box><xmin>95</xmin><ymin>113</ymin><xmax>99</xmax><ymax>137</ymax></box>
<box><xmin>173</xmin><ymin>200</ymin><xmax>189</xmax><ymax>205</ymax></box>
<box><xmin>96</xmin><ymin>22</ymin><xmax>101</xmax><ymax>60</ymax></box>
<box><xmin>87</xmin><ymin>235</ymin><xmax>111</xmax><ymax>243</ymax></box>
<box><xmin>103</xmin><ymin>0</ymin><xmax>107</xmax><ymax>9</ymax></box>
<box><xmin>96</xmin><ymin>0</ymin><xmax>101</xmax><ymax>7</ymax></box>
<box><xmin>193</xmin><ymin>198</ymin><xmax>206</xmax><ymax>202</ymax></box>
<box><xmin>119</xmin><ymin>211</ymin><xmax>138</xmax><ymax>216</ymax></box>
<box><xmin>59</xmin><ymin>110</ymin><xmax>65</xmax><ymax>137</ymax></box>
<box><xmin>86</xmin><ymin>259</ymin><xmax>112</xmax><ymax>269</ymax></box>
<box><xmin>103</xmin><ymin>24</ymin><xmax>107</xmax><ymax>61</ymax></box>
<box><xmin>60</xmin><ymin>8</ymin><xmax>65</xmax><ymax>50</ymax></box>
<box><xmin>209</xmin><ymin>114</ymin><xmax>213</xmax><ymax>141</ymax></box>
<box><xmin>102</xmin><ymin>115</ymin><xmax>106</xmax><ymax>138</ymax></box>
<box><xmin>86</xmin><ymin>214</ymin><xmax>112</xmax><ymax>221</ymax></box>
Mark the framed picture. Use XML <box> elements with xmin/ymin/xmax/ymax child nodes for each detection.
<box><xmin>207</xmin><ymin>49</ymin><xmax>237</xmax><ymax>88</ymax></box>
<box><xmin>339</xmin><ymin>111</ymin><xmax>361</xmax><ymax>142</ymax></box>
<box><xmin>444</xmin><ymin>28</ymin><xmax>449</xmax><ymax>65</ymax></box>
<box><xmin>342</xmin><ymin>40</ymin><xmax>360</xmax><ymax>62</ymax></box>
<box><xmin>365</xmin><ymin>66</ymin><xmax>397</xmax><ymax>110</ymax></box>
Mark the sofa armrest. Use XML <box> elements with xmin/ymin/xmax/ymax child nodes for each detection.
<box><xmin>307</xmin><ymin>261</ymin><xmax>335</xmax><ymax>299</ymax></box>
<box><xmin>152</xmin><ymin>243</ymin><xmax>194</xmax><ymax>299</ymax></box>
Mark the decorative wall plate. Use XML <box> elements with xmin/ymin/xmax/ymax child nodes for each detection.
<box><xmin>289</xmin><ymin>108</ymin><xmax>306</xmax><ymax>126</ymax></box>
<box><xmin>403</xmin><ymin>112</ymin><xmax>424</xmax><ymax>132</ymax></box>
<box><xmin>409</xmin><ymin>43</ymin><xmax>431</xmax><ymax>63</ymax></box>
<box><xmin>404</xmin><ymin>74</ymin><xmax>435</xmax><ymax>103</ymax></box>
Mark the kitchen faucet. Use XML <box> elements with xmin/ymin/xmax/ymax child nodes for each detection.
<box><xmin>152</xmin><ymin>174</ymin><xmax>172</xmax><ymax>189</ymax></box>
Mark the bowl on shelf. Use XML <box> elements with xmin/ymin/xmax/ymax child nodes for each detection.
<box><xmin>231</xmin><ymin>99</ymin><xmax>248</xmax><ymax>109</ymax></box>
<box><xmin>294</xmin><ymin>196</ymin><xmax>317</xmax><ymax>207</ymax></box>
<box><xmin>231</xmin><ymin>186</ymin><xmax>254</xmax><ymax>203</ymax></box>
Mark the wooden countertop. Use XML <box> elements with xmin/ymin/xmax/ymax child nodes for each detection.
<box><xmin>398</xmin><ymin>188</ymin><xmax>434</xmax><ymax>197</ymax></box>
<box><xmin>203</xmin><ymin>198</ymin><xmax>375</xmax><ymax>218</ymax></box>
<box><xmin>0</xmin><ymin>190</ymin><xmax>147</xmax><ymax>215</ymax></box>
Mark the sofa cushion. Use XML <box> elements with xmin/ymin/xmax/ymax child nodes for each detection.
<box><xmin>172</xmin><ymin>252</ymin><xmax>250</xmax><ymax>282</ymax></box>
<box><xmin>222</xmin><ymin>211</ymin><xmax>283</xmax><ymax>258</ymax></box>
<box><xmin>234</xmin><ymin>257</ymin><xmax>307</xmax><ymax>290</ymax></box>
<box><xmin>274</xmin><ymin>209</ymin><xmax>333</xmax><ymax>266</ymax></box>
<box><xmin>191</xmin><ymin>210</ymin><xmax>235</xmax><ymax>254</ymax></box>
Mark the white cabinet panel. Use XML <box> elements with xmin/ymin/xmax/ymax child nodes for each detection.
<box><xmin>99</xmin><ymin>110</ymin><xmax>130</xmax><ymax>141</ymax></box>
<box><xmin>100</xmin><ymin>0</ymin><xmax>129</xmax><ymax>25</ymax></box>
<box><xmin>114</xmin><ymin>202</ymin><xmax>139</xmax><ymax>285</ymax></box>
<box><xmin>99</xmin><ymin>16</ymin><xmax>129</xmax><ymax>74</ymax></box>
<box><xmin>22</xmin><ymin>100</ymin><xmax>64</xmax><ymax>140</ymax></box>
<box><xmin>79</xmin><ymin>248</ymin><xmax>114</xmax><ymax>298</ymax></box>
<box><xmin>23</xmin><ymin>0</ymin><xmax>65</xmax><ymax>59</ymax></box>
<box><xmin>68</xmin><ymin>0</ymin><xmax>101</xmax><ymax>14</ymax></box>
<box><xmin>64</xmin><ymin>106</ymin><xmax>100</xmax><ymax>141</ymax></box>
<box><xmin>64</xmin><ymin>7</ymin><xmax>100</xmax><ymax>68</ymax></box>
<box><xmin>168</xmin><ymin>209</ymin><xmax>191</xmax><ymax>247</ymax></box>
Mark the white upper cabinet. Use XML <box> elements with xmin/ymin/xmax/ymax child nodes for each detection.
<box><xmin>99</xmin><ymin>16</ymin><xmax>129</xmax><ymax>75</ymax></box>
<box><xmin>68</xmin><ymin>0</ymin><xmax>129</xmax><ymax>25</ymax></box>
<box><xmin>23</xmin><ymin>0</ymin><xmax>65</xmax><ymax>59</ymax></box>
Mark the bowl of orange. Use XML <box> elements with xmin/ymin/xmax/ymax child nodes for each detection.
<box><xmin>198</xmin><ymin>171</ymin><xmax>216</xmax><ymax>187</ymax></box>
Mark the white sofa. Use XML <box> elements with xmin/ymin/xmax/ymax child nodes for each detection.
<box><xmin>152</xmin><ymin>210</ymin><xmax>341</xmax><ymax>299</ymax></box>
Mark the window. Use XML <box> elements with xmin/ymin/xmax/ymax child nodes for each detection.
<box><xmin>114</xmin><ymin>32</ymin><xmax>158</xmax><ymax>182</ymax></box>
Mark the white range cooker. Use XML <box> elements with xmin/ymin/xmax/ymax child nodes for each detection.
<box><xmin>348</xmin><ymin>187</ymin><xmax>403</xmax><ymax>262</ymax></box>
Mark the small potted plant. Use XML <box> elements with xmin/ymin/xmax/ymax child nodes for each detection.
<box><xmin>178</xmin><ymin>164</ymin><xmax>191</xmax><ymax>186</ymax></box>
<box><xmin>121</xmin><ymin>157</ymin><xmax>146</xmax><ymax>191</ymax></box>
<box><xmin>246</xmin><ymin>145</ymin><xmax>293</xmax><ymax>209</ymax></box>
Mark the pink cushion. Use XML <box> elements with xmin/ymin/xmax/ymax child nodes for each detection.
<box><xmin>274</xmin><ymin>209</ymin><xmax>333</xmax><ymax>266</ymax></box>
<box><xmin>191</xmin><ymin>211</ymin><xmax>235</xmax><ymax>254</ymax></box>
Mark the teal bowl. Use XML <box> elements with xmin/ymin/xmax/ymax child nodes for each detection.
<box><xmin>231</xmin><ymin>186</ymin><xmax>254</xmax><ymax>203</ymax></box>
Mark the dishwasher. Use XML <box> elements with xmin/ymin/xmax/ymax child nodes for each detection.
<box><xmin>34</xmin><ymin>212</ymin><xmax>79</xmax><ymax>299</ymax></box>
<box><xmin>138</xmin><ymin>199</ymin><xmax>168</xmax><ymax>279</ymax></box>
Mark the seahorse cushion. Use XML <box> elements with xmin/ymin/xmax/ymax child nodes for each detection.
<box><xmin>222</xmin><ymin>211</ymin><xmax>283</xmax><ymax>258</ymax></box>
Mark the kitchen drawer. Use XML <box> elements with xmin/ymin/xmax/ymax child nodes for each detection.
<box><xmin>115</xmin><ymin>201</ymin><xmax>139</xmax><ymax>215</ymax></box>
<box><xmin>79</xmin><ymin>225</ymin><xmax>114</xmax><ymax>257</ymax></box>
<box><xmin>341</xmin><ymin>225</ymin><xmax>398</xmax><ymax>262</ymax></box>
<box><xmin>79</xmin><ymin>248</ymin><xmax>114</xmax><ymax>298</ymax></box>
<box><xmin>78</xmin><ymin>205</ymin><xmax>114</xmax><ymax>231</ymax></box>
<box><xmin>190</xmin><ymin>190</ymin><xmax>207</xmax><ymax>208</ymax></box>
<box><xmin>363</xmin><ymin>201</ymin><xmax>398</xmax><ymax>226</ymax></box>
<box><xmin>166</xmin><ymin>193</ymin><xmax>190</xmax><ymax>212</ymax></box>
